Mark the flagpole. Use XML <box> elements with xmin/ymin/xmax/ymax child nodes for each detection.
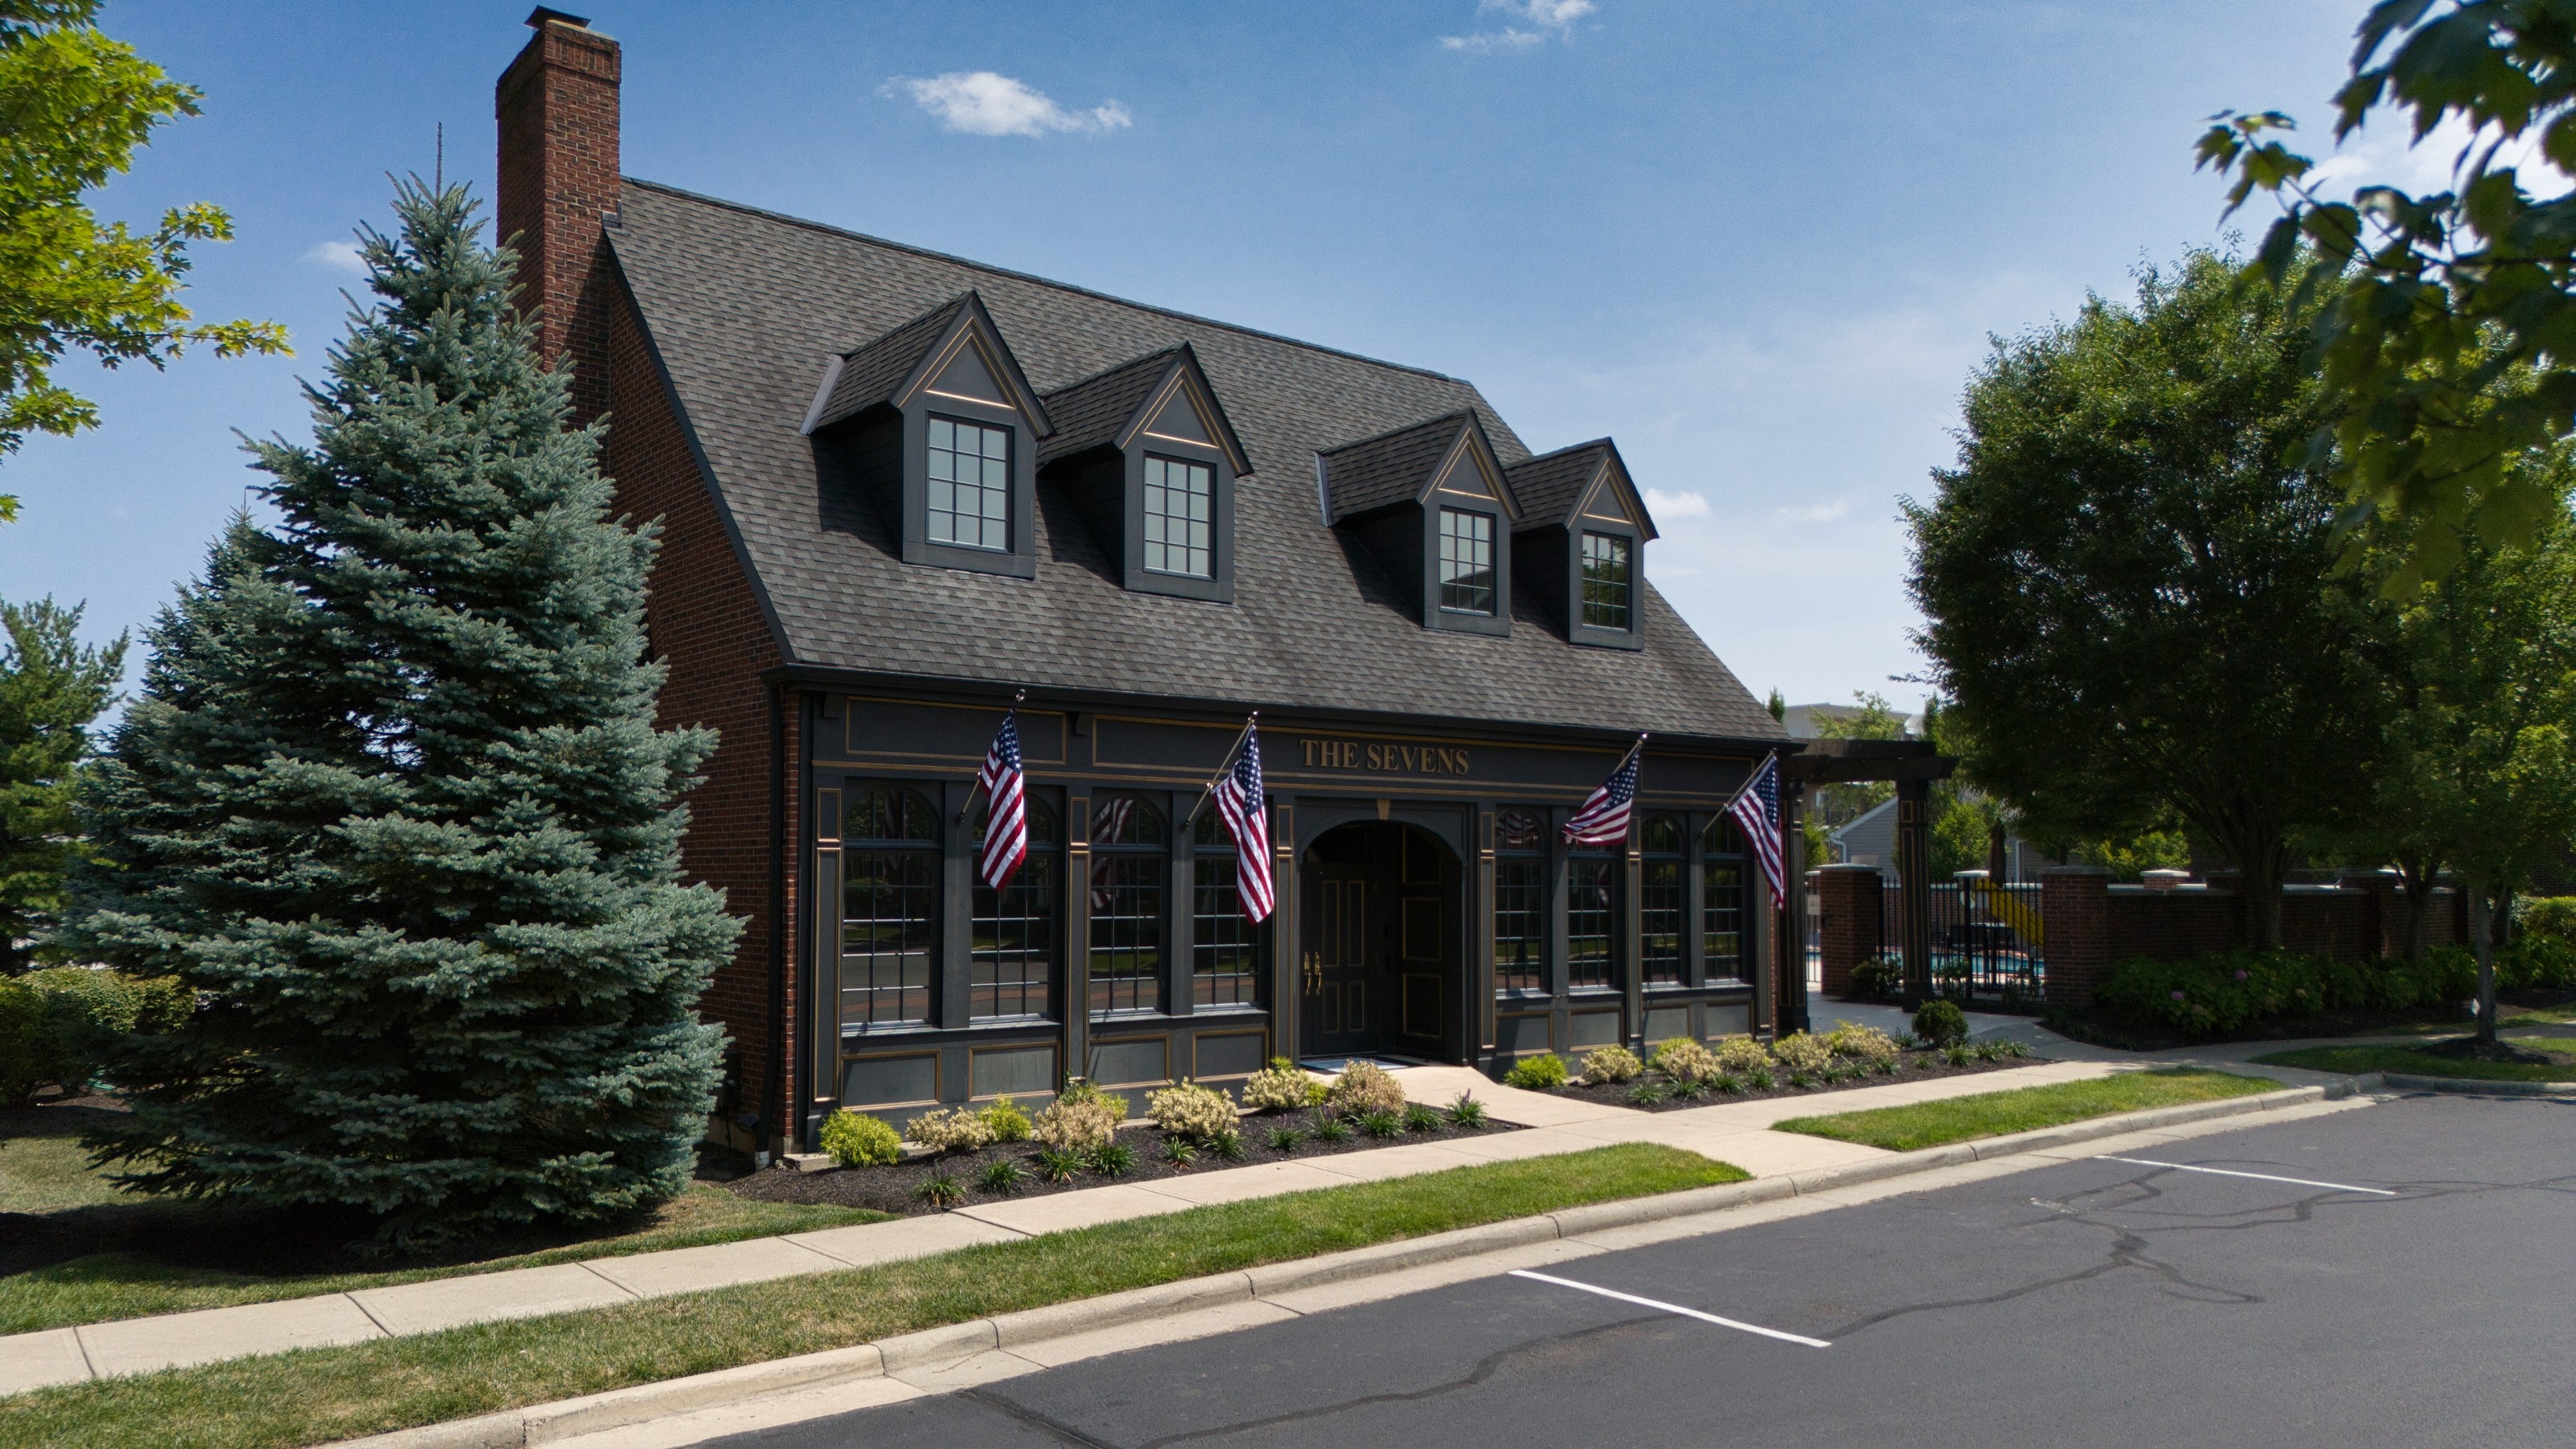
<box><xmin>1180</xmin><ymin>711</ymin><xmax>1258</xmax><ymax>833</ymax></box>
<box><xmin>955</xmin><ymin>689</ymin><xmax>1027</xmax><ymax>825</ymax></box>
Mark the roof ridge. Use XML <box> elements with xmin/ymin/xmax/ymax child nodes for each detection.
<box><xmin>1508</xmin><ymin>437</ymin><xmax>1615</xmax><ymax>466</ymax></box>
<box><xmin>1316</xmin><ymin>409</ymin><xmax>1475</xmax><ymax>459</ymax></box>
<box><xmin>622</xmin><ymin>178</ymin><xmax>1472</xmax><ymax>386</ymax></box>
<box><xmin>838</xmin><ymin>291</ymin><xmax>973</xmax><ymax>358</ymax></box>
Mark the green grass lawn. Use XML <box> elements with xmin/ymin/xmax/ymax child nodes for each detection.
<box><xmin>0</xmin><ymin>1111</ymin><xmax>889</xmax><ymax>1335</ymax></box>
<box><xmin>2253</xmin><ymin>1042</ymin><xmax>2576</xmax><ymax>1082</ymax></box>
<box><xmin>1773</xmin><ymin>1069</ymin><xmax>2277</xmax><ymax>1152</ymax></box>
<box><xmin>0</xmin><ymin>1143</ymin><xmax>1739</xmax><ymax>1449</ymax></box>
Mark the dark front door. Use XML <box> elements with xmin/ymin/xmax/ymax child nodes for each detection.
<box><xmin>1301</xmin><ymin>866</ymin><xmax>1375</xmax><ymax>1058</ymax></box>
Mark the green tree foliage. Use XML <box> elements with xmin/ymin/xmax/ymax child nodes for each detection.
<box><xmin>0</xmin><ymin>597</ymin><xmax>123</xmax><ymax>973</ymax></box>
<box><xmin>1809</xmin><ymin>690</ymin><xmax>1908</xmax><ymax>824</ymax></box>
<box><xmin>62</xmin><ymin>182</ymin><xmax>740</xmax><ymax>1246</ymax></box>
<box><xmin>0</xmin><ymin>1</ymin><xmax>290</xmax><ymax>518</ymax></box>
<box><xmin>1766</xmin><ymin>686</ymin><xmax>1785</xmax><ymax>722</ymax></box>
<box><xmin>2341</xmin><ymin>470</ymin><xmax>2576</xmax><ymax>1036</ymax></box>
<box><xmin>1907</xmin><ymin>252</ymin><xmax>2376</xmax><ymax>949</ymax></box>
<box><xmin>2196</xmin><ymin>0</ymin><xmax>2576</xmax><ymax>586</ymax></box>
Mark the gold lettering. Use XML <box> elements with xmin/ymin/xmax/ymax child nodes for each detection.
<box><xmin>1365</xmin><ymin>744</ymin><xmax>1384</xmax><ymax>770</ymax></box>
<box><xmin>1453</xmin><ymin>748</ymin><xmax>1469</xmax><ymax>773</ymax></box>
<box><xmin>1295</xmin><ymin>736</ymin><xmax>1476</xmax><ymax>774</ymax></box>
<box><xmin>1303</xmin><ymin>738</ymin><xmax>1319</xmax><ymax>767</ymax></box>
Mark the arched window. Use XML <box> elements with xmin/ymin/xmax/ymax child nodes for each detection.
<box><xmin>1640</xmin><ymin>814</ymin><xmax>1685</xmax><ymax>987</ymax></box>
<box><xmin>843</xmin><ymin>784</ymin><xmax>938</xmax><ymax>1028</ymax></box>
<box><xmin>972</xmin><ymin>794</ymin><xmax>1059</xmax><ymax>1020</ymax></box>
<box><xmin>1088</xmin><ymin>794</ymin><xmax>1166</xmax><ymax>1016</ymax></box>
<box><xmin>1493</xmin><ymin>809</ymin><xmax>1547</xmax><ymax>995</ymax></box>
<box><xmin>1702</xmin><ymin>814</ymin><xmax>1749</xmax><ymax>983</ymax></box>
<box><xmin>1191</xmin><ymin>809</ymin><xmax>1261</xmax><ymax>1008</ymax></box>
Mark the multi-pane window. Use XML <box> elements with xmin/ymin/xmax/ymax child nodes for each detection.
<box><xmin>1087</xmin><ymin>794</ymin><xmax>1166</xmax><ymax>1017</ymax></box>
<box><xmin>1143</xmin><ymin>455</ymin><xmax>1215</xmax><ymax>578</ymax></box>
<box><xmin>1703</xmin><ymin>815</ymin><xmax>1749</xmax><ymax>983</ymax></box>
<box><xmin>1437</xmin><ymin>508</ymin><xmax>1496</xmax><ymax>615</ymax></box>
<box><xmin>1580</xmin><ymin>531</ymin><xmax>1632</xmax><ymax>630</ymax></box>
<box><xmin>843</xmin><ymin>785</ymin><xmax>938</xmax><ymax>1029</ymax></box>
<box><xmin>928</xmin><ymin>415</ymin><xmax>1010</xmax><ymax>550</ymax></box>
<box><xmin>971</xmin><ymin>795</ymin><xmax>1059</xmax><ymax>1020</ymax></box>
<box><xmin>1640</xmin><ymin>814</ymin><xmax>1684</xmax><ymax>987</ymax></box>
<box><xmin>1494</xmin><ymin>811</ymin><xmax>1547</xmax><ymax>994</ymax></box>
<box><xmin>1567</xmin><ymin>856</ymin><xmax>1617</xmax><ymax>990</ymax></box>
<box><xmin>1191</xmin><ymin>812</ymin><xmax>1260</xmax><ymax>1008</ymax></box>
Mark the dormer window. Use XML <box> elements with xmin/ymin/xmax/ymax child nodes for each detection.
<box><xmin>1143</xmin><ymin>455</ymin><xmax>1215</xmax><ymax>578</ymax></box>
<box><xmin>799</xmin><ymin>291</ymin><xmax>1054</xmax><ymax>581</ymax></box>
<box><xmin>1036</xmin><ymin>344</ymin><xmax>1251</xmax><ymax>604</ymax></box>
<box><xmin>1439</xmin><ymin>507</ymin><xmax>1496</xmax><ymax>615</ymax></box>
<box><xmin>1579</xmin><ymin>531</ymin><xmax>1631</xmax><ymax>629</ymax></box>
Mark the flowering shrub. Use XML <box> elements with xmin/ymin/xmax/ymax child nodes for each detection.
<box><xmin>1056</xmin><ymin>1078</ymin><xmax>1130</xmax><ymax>1117</ymax></box>
<box><xmin>1712</xmin><ymin>1034</ymin><xmax>1772</xmax><ymax>1074</ymax></box>
<box><xmin>906</xmin><ymin>1106</ymin><xmax>994</xmax><ymax>1153</ymax></box>
<box><xmin>2095</xmin><ymin>949</ymin><xmax>2476</xmax><ymax>1037</ymax></box>
<box><xmin>1579</xmin><ymin>1045</ymin><xmax>1643</xmax><ymax>1083</ymax></box>
<box><xmin>1503</xmin><ymin>1053</ymin><xmax>1570</xmax><ymax>1089</ymax></box>
<box><xmin>1649</xmin><ymin>1038</ymin><xmax>1719</xmax><ymax>1083</ymax></box>
<box><xmin>1821</xmin><ymin>1022</ymin><xmax>1900</xmax><ymax>1063</ymax></box>
<box><xmin>980</xmin><ymin>1095</ymin><xmax>1032</xmax><ymax>1143</ymax></box>
<box><xmin>1769</xmin><ymin>1032</ymin><xmax>1833</xmax><ymax>1074</ymax></box>
<box><xmin>1032</xmin><ymin>1095</ymin><xmax>1121</xmax><ymax>1153</ymax></box>
<box><xmin>819</xmin><ymin>1110</ymin><xmax>902</xmax><ymax>1167</ymax></box>
<box><xmin>1328</xmin><ymin>1059</ymin><xmax>1407</xmax><ymax>1116</ymax></box>
<box><xmin>1241</xmin><ymin>1058</ymin><xmax>1326</xmax><ymax>1112</ymax></box>
<box><xmin>1147</xmin><ymin>1080</ymin><xmax>1238</xmax><ymax>1140</ymax></box>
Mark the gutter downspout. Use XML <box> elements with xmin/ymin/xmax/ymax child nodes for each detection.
<box><xmin>767</xmin><ymin>683</ymin><xmax>789</xmax><ymax>1159</ymax></box>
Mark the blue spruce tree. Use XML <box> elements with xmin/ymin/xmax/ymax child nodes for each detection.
<box><xmin>68</xmin><ymin>182</ymin><xmax>740</xmax><ymax>1245</ymax></box>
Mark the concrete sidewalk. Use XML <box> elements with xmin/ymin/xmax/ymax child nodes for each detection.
<box><xmin>0</xmin><ymin>1058</ymin><xmax>2135</xmax><ymax>1396</ymax></box>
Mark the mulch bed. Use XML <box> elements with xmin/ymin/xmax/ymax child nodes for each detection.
<box><xmin>1536</xmin><ymin>1048</ymin><xmax>2051</xmax><ymax>1114</ymax></box>
<box><xmin>722</xmin><ymin>1105</ymin><xmax>1522</xmax><ymax>1217</ymax></box>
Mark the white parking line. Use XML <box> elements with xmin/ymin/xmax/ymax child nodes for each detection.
<box><xmin>2093</xmin><ymin>1156</ymin><xmax>2396</xmax><ymax>1196</ymax></box>
<box><xmin>1508</xmin><ymin>1270</ymin><xmax>1831</xmax><ymax>1348</ymax></box>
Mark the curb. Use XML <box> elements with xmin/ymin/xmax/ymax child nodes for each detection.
<box><xmin>339</xmin><ymin>1082</ymin><xmax>2339</xmax><ymax>1449</ymax></box>
<box><xmin>2376</xmin><ymin>1070</ymin><xmax>2576</xmax><ymax>1098</ymax></box>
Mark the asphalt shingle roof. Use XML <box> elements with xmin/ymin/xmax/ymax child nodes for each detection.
<box><xmin>1318</xmin><ymin>413</ymin><xmax>1474</xmax><ymax>522</ymax></box>
<box><xmin>608</xmin><ymin>180</ymin><xmax>1781</xmax><ymax>742</ymax></box>
<box><xmin>1036</xmin><ymin>348</ymin><xmax>1180</xmax><ymax>466</ymax></box>
<box><xmin>1507</xmin><ymin>439</ymin><xmax>1613</xmax><ymax>530</ymax></box>
<box><xmin>808</xmin><ymin>294</ymin><xmax>968</xmax><ymax>431</ymax></box>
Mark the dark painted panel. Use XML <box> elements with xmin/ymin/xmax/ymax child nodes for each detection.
<box><xmin>842</xmin><ymin>1052</ymin><xmax>939</xmax><ymax>1108</ymax></box>
<box><xmin>971</xmin><ymin>1043</ymin><xmax>1056</xmax><ymax>1098</ymax></box>
<box><xmin>840</xmin><ymin>697</ymin><xmax>1068</xmax><ymax>765</ymax></box>
<box><xmin>1192</xmin><ymin>1029</ymin><xmax>1265</xmax><ymax>1080</ymax></box>
<box><xmin>1089</xmin><ymin>1036</ymin><xmax>1169</xmax><ymax>1088</ymax></box>
<box><xmin>1704</xmin><ymin>1001</ymin><xmax>1751</xmax><ymax>1038</ymax></box>
<box><xmin>1569</xmin><ymin>1010</ymin><xmax>1621</xmax><ymax>1048</ymax></box>
<box><xmin>1495</xmin><ymin>1012</ymin><xmax>1551</xmax><ymax>1055</ymax></box>
<box><xmin>1643</xmin><ymin>1005</ymin><xmax>1690</xmax><ymax>1043</ymax></box>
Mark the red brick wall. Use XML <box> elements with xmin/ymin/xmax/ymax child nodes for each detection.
<box><xmin>496</xmin><ymin>16</ymin><xmax>620</xmax><ymax>427</ymax></box>
<box><xmin>2040</xmin><ymin>868</ymin><xmax>2110</xmax><ymax>1005</ymax></box>
<box><xmin>1815</xmin><ymin>865</ymin><xmax>1881</xmax><ymax>998</ymax></box>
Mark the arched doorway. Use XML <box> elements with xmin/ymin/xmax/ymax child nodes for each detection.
<box><xmin>1298</xmin><ymin>821</ymin><xmax>1464</xmax><ymax>1063</ymax></box>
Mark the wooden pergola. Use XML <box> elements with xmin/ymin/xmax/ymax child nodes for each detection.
<box><xmin>1777</xmin><ymin>737</ymin><xmax>1957</xmax><ymax>1031</ymax></box>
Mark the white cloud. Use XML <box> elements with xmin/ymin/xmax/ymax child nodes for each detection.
<box><xmin>1643</xmin><ymin>486</ymin><xmax>1710</xmax><ymax>518</ymax></box>
<box><xmin>301</xmin><ymin>239</ymin><xmax>367</xmax><ymax>276</ymax></box>
<box><xmin>1441</xmin><ymin>0</ymin><xmax>1595</xmax><ymax>52</ymax></box>
<box><xmin>1771</xmin><ymin>499</ymin><xmax>1851</xmax><ymax>524</ymax></box>
<box><xmin>2302</xmin><ymin>110</ymin><xmax>2570</xmax><ymax>205</ymax></box>
<box><xmin>889</xmin><ymin>72</ymin><xmax>1131</xmax><ymax>137</ymax></box>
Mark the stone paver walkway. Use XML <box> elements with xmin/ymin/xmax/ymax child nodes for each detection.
<box><xmin>0</xmin><ymin>1058</ymin><xmax>2142</xmax><ymax>1396</ymax></box>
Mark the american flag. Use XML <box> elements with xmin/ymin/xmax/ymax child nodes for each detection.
<box><xmin>1563</xmin><ymin>736</ymin><xmax>1644</xmax><ymax>847</ymax></box>
<box><xmin>1088</xmin><ymin>796</ymin><xmax>1133</xmax><ymax>909</ymax></box>
<box><xmin>975</xmin><ymin>710</ymin><xmax>1028</xmax><ymax>890</ymax></box>
<box><xmin>1212</xmin><ymin>724</ymin><xmax>1274</xmax><ymax>922</ymax></box>
<box><xmin>1726</xmin><ymin>754</ymin><xmax>1785</xmax><ymax>901</ymax></box>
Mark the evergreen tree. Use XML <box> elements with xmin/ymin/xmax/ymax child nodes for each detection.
<box><xmin>0</xmin><ymin>597</ymin><xmax>125</xmax><ymax>972</ymax></box>
<box><xmin>65</xmin><ymin>182</ymin><xmax>739</xmax><ymax>1245</ymax></box>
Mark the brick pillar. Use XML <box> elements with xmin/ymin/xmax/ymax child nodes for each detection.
<box><xmin>496</xmin><ymin>10</ymin><xmax>620</xmax><ymax>427</ymax></box>
<box><xmin>1816</xmin><ymin>864</ymin><xmax>1882</xmax><ymax>998</ymax></box>
<box><xmin>2041</xmin><ymin>866</ymin><xmax>2111</xmax><ymax>1006</ymax></box>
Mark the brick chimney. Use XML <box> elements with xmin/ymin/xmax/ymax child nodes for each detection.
<box><xmin>496</xmin><ymin>7</ymin><xmax>620</xmax><ymax>425</ymax></box>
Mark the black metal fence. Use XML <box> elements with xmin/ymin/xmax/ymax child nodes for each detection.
<box><xmin>1880</xmin><ymin>880</ymin><xmax>2047</xmax><ymax>1006</ymax></box>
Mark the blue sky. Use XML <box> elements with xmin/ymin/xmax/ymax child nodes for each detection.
<box><xmin>2</xmin><ymin>0</ymin><xmax>2391</xmax><ymax>713</ymax></box>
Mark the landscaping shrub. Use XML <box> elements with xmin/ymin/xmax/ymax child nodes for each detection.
<box><xmin>1579</xmin><ymin>1045</ymin><xmax>1643</xmax><ymax>1083</ymax></box>
<box><xmin>1055</xmin><ymin>1079</ymin><xmax>1130</xmax><ymax>1117</ymax></box>
<box><xmin>0</xmin><ymin>967</ymin><xmax>193</xmax><ymax>1105</ymax></box>
<box><xmin>1649</xmin><ymin>1037</ymin><xmax>1719</xmax><ymax>1083</ymax></box>
<box><xmin>1712</xmin><ymin>1035</ymin><xmax>1771</xmax><ymax>1074</ymax></box>
<box><xmin>2518</xmin><ymin>895</ymin><xmax>2576</xmax><ymax>942</ymax></box>
<box><xmin>1912</xmin><ymin>999</ymin><xmax>1969</xmax><ymax>1047</ymax></box>
<box><xmin>1147</xmin><ymin>1081</ymin><xmax>1238</xmax><ymax>1141</ymax></box>
<box><xmin>980</xmin><ymin>1096</ymin><xmax>1032</xmax><ymax>1143</ymax></box>
<box><xmin>1821</xmin><ymin>1022</ymin><xmax>1900</xmax><ymax>1063</ymax></box>
<box><xmin>2499</xmin><ymin>934</ymin><xmax>2576</xmax><ymax>992</ymax></box>
<box><xmin>905</xmin><ymin>1106</ymin><xmax>993</xmax><ymax>1153</ymax></box>
<box><xmin>2094</xmin><ymin>950</ymin><xmax>2476</xmax><ymax>1038</ymax></box>
<box><xmin>819</xmin><ymin>1110</ymin><xmax>902</xmax><ymax>1168</ymax></box>
<box><xmin>1240</xmin><ymin>1058</ymin><xmax>1325</xmax><ymax>1112</ymax></box>
<box><xmin>1329</xmin><ymin>1059</ymin><xmax>1406</xmax><ymax>1115</ymax></box>
<box><xmin>1503</xmin><ymin>1054</ymin><xmax>1569</xmax><ymax>1089</ymax></box>
<box><xmin>1845</xmin><ymin>956</ymin><xmax>1900</xmax><ymax>999</ymax></box>
<box><xmin>1032</xmin><ymin>1095</ymin><xmax>1121</xmax><ymax>1153</ymax></box>
<box><xmin>1770</xmin><ymin>1032</ymin><xmax>1833</xmax><ymax>1074</ymax></box>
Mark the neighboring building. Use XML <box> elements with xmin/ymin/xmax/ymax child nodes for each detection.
<box><xmin>1777</xmin><ymin>701</ymin><xmax>1924</xmax><ymax>741</ymax></box>
<box><xmin>493</xmin><ymin>13</ymin><xmax>1788</xmax><ymax>1155</ymax></box>
<box><xmin>1828</xmin><ymin>796</ymin><xmax>2044</xmax><ymax>880</ymax></box>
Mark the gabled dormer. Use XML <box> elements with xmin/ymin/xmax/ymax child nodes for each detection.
<box><xmin>1036</xmin><ymin>344</ymin><xmax>1251</xmax><ymax>603</ymax></box>
<box><xmin>1504</xmin><ymin>439</ymin><xmax>1658</xmax><ymax>650</ymax></box>
<box><xmin>1317</xmin><ymin>412</ymin><xmax>1521</xmax><ymax>637</ymax></box>
<box><xmin>801</xmin><ymin>291</ymin><xmax>1055</xmax><ymax>579</ymax></box>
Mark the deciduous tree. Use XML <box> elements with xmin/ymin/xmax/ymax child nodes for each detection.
<box><xmin>0</xmin><ymin>597</ymin><xmax>122</xmax><ymax>972</ymax></box>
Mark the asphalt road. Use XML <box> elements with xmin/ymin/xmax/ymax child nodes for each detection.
<box><xmin>724</xmin><ymin>1094</ymin><xmax>2576</xmax><ymax>1449</ymax></box>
